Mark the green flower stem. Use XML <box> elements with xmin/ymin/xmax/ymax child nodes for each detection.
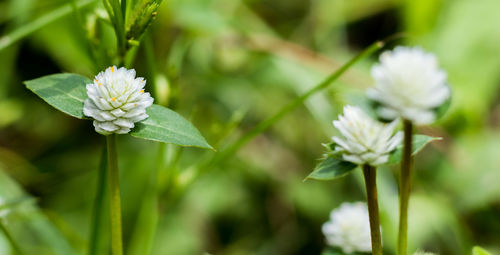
<box><xmin>0</xmin><ymin>219</ymin><xmax>24</xmax><ymax>255</ymax></box>
<box><xmin>362</xmin><ymin>165</ymin><xmax>383</xmax><ymax>255</ymax></box>
<box><xmin>397</xmin><ymin>119</ymin><xmax>413</xmax><ymax>255</ymax></box>
<box><xmin>107</xmin><ymin>134</ymin><xmax>123</xmax><ymax>255</ymax></box>
<box><xmin>89</xmin><ymin>145</ymin><xmax>108</xmax><ymax>255</ymax></box>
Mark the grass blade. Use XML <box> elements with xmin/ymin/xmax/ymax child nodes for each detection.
<box><xmin>0</xmin><ymin>0</ymin><xmax>97</xmax><ymax>52</ymax></box>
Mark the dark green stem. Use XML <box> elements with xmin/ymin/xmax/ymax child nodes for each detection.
<box><xmin>107</xmin><ymin>134</ymin><xmax>123</xmax><ymax>255</ymax></box>
<box><xmin>89</xmin><ymin>145</ymin><xmax>108</xmax><ymax>255</ymax></box>
<box><xmin>0</xmin><ymin>219</ymin><xmax>24</xmax><ymax>255</ymax></box>
<box><xmin>397</xmin><ymin>120</ymin><xmax>413</xmax><ymax>255</ymax></box>
<box><xmin>362</xmin><ymin>165</ymin><xmax>383</xmax><ymax>255</ymax></box>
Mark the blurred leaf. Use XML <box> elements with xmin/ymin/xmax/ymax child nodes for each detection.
<box><xmin>0</xmin><ymin>169</ymin><xmax>77</xmax><ymax>254</ymax></box>
<box><xmin>306</xmin><ymin>157</ymin><xmax>357</xmax><ymax>181</ymax></box>
<box><xmin>24</xmin><ymin>73</ymin><xmax>89</xmax><ymax>119</ymax></box>
<box><xmin>0</xmin><ymin>0</ymin><xmax>97</xmax><ymax>51</ymax></box>
<box><xmin>0</xmin><ymin>99</ymin><xmax>23</xmax><ymax>127</ymax></box>
<box><xmin>387</xmin><ymin>135</ymin><xmax>441</xmax><ymax>165</ymax></box>
<box><xmin>473</xmin><ymin>246</ymin><xmax>492</xmax><ymax>255</ymax></box>
<box><xmin>130</xmin><ymin>104</ymin><xmax>213</xmax><ymax>149</ymax></box>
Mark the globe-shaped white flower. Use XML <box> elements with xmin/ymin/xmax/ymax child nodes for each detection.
<box><xmin>332</xmin><ymin>105</ymin><xmax>402</xmax><ymax>166</ymax></box>
<box><xmin>83</xmin><ymin>66</ymin><xmax>154</xmax><ymax>135</ymax></box>
<box><xmin>322</xmin><ymin>202</ymin><xmax>372</xmax><ymax>254</ymax></box>
<box><xmin>367</xmin><ymin>46</ymin><xmax>450</xmax><ymax>125</ymax></box>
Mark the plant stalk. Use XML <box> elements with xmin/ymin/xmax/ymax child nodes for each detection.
<box><xmin>397</xmin><ymin>120</ymin><xmax>413</xmax><ymax>255</ymax></box>
<box><xmin>362</xmin><ymin>165</ymin><xmax>383</xmax><ymax>255</ymax></box>
<box><xmin>107</xmin><ymin>134</ymin><xmax>123</xmax><ymax>255</ymax></box>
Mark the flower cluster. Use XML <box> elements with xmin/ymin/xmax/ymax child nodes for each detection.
<box><xmin>367</xmin><ymin>46</ymin><xmax>450</xmax><ymax>125</ymax></box>
<box><xmin>322</xmin><ymin>202</ymin><xmax>372</xmax><ymax>254</ymax></box>
<box><xmin>332</xmin><ymin>105</ymin><xmax>402</xmax><ymax>166</ymax></box>
<box><xmin>83</xmin><ymin>66</ymin><xmax>154</xmax><ymax>135</ymax></box>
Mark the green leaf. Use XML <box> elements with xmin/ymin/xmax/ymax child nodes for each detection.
<box><xmin>305</xmin><ymin>157</ymin><xmax>357</xmax><ymax>181</ymax></box>
<box><xmin>472</xmin><ymin>246</ymin><xmax>492</xmax><ymax>255</ymax></box>
<box><xmin>24</xmin><ymin>73</ymin><xmax>90</xmax><ymax>119</ymax></box>
<box><xmin>130</xmin><ymin>104</ymin><xmax>213</xmax><ymax>149</ymax></box>
<box><xmin>387</xmin><ymin>135</ymin><xmax>441</xmax><ymax>165</ymax></box>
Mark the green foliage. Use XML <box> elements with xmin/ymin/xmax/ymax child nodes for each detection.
<box><xmin>24</xmin><ymin>73</ymin><xmax>211</xmax><ymax>149</ymax></box>
<box><xmin>24</xmin><ymin>73</ymin><xmax>90</xmax><ymax>119</ymax></box>
<box><xmin>0</xmin><ymin>0</ymin><xmax>97</xmax><ymax>52</ymax></box>
<box><xmin>308</xmin><ymin>135</ymin><xmax>439</xmax><ymax>181</ymax></box>
<box><xmin>387</xmin><ymin>135</ymin><xmax>441</xmax><ymax>164</ymax></box>
<box><xmin>130</xmin><ymin>104</ymin><xmax>212</xmax><ymax>149</ymax></box>
<box><xmin>3</xmin><ymin>0</ymin><xmax>500</xmax><ymax>254</ymax></box>
<box><xmin>126</xmin><ymin>0</ymin><xmax>162</xmax><ymax>42</ymax></box>
<box><xmin>306</xmin><ymin>157</ymin><xmax>358</xmax><ymax>181</ymax></box>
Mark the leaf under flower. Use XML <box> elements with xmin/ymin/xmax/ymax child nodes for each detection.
<box><xmin>24</xmin><ymin>73</ymin><xmax>212</xmax><ymax>149</ymax></box>
<box><xmin>307</xmin><ymin>134</ymin><xmax>440</xmax><ymax>181</ymax></box>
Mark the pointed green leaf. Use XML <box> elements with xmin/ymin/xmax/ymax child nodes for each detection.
<box><xmin>24</xmin><ymin>73</ymin><xmax>90</xmax><ymax>119</ymax></box>
<box><xmin>387</xmin><ymin>135</ymin><xmax>441</xmax><ymax>165</ymax></box>
<box><xmin>130</xmin><ymin>104</ymin><xmax>212</xmax><ymax>149</ymax></box>
<box><xmin>473</xmin><ymin>246</ymin><xmax>492</xmax><ymax>255</ymax></box>
<box><xmin>306</xmin><ymin>157</ymin><xmax>357</xmax><ymax>181</ymax></box>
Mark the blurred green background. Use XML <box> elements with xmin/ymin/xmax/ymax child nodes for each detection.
<box><xmin>1</xmin><ymin>0</ymin><xmax>500</xmax><ymax>254</ymax></box>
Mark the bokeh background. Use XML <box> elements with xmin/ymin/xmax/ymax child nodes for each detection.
<box><xmin>1</xmin><ymin>0</ymin><xmax>500</xmax><ymax>254</ymax></box>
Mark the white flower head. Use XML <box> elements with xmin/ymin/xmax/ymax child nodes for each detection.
<box><xmin>332</xmin><ymin>105</ymin><xmax>402</xmax><ymax>166</ymax></box>
<box><xmin>367</xmin><ymin>46</ymin><xmax>450</xmax><ymax>125</ymax></box>
<box><xmin>83</xmin><ymin>66</ymin><xmax>154</xmax><ymax>135</ymax></box>
<box><xmin>322</xmin><ymin>202</ymin><xmax>372</xmax><ymax>254</ymax></box>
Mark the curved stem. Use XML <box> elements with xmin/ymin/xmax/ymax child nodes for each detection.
<box><xmin>107</xmin><ymin>134</ymin><xmax>123</xmax><ymax>255</ymax></box>
<box><xmin>397</xmin><ymin>120</ymin><xmax>413</xmax><ymax>255</ymax></box>
<box><xmin>210</xmin><ymin>41</ymin><xmax>384</xmax><ymax>166</ymax></box>
<box><xmin>362</xmin><ymin>165</ymin><xmax>383</xmax><ymax>255</ymax></box>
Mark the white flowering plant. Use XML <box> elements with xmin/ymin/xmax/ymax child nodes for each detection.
<box><xmin>24</xmin><ymin>70</ymin><xmax>212</xmax><ymax>148</ymax></box>
<box><xmin>306</xmin><ymin>46</ymin><xmax>449</xmax><ymax>255</ymax></box>
<box><xmin>306</xmin><ymin>106</ymin><xmax>437</xmax><ymax>181</ymax></box>
<box><xmin>322</xmin><ymin>202</ymin><xmax>372</xmax><ymax>254</ymax></box>
<box><xmin>367</xmin><ymin>46</ymin><xmax>451</xmax><ymax>125</ymax></box>
<box><xmin>365</xmin><ymin>46</ymin><xmax>451</xmax><ymax>255</ymax></box>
